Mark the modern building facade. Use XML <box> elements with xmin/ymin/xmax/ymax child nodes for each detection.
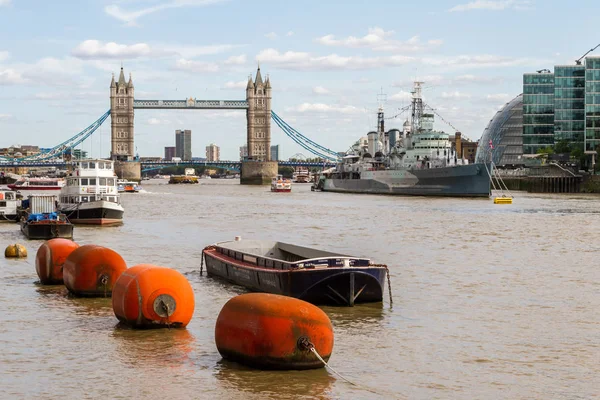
<box><xmin>164</xmin><ymin>146</ymin><xmax>175</xmax><ymax>161</ymax></box>
<box><xmin>175</xmin><ymin>129</ymin><xmax>192</xmax><ymax>160</ymax></box>
<box><xmin>239</xmin><ymin>145</ymin><xmax>248</xmax><ymax>160</ymax></box>
<box><xmin>206</xmin><ymin>143</ymin><xmax>220</xmax><ymax>161</ymax></box>
<box><xmin>475</xmin><ymin>94</ymin><xmax>524</xmax><ymax>165</ymax></box>
<box><xmin>270</xmin><ymin>145</ymin><xmax>279</xmax><ymax>161</ymax></box>
<box><xmin>523</xmin><ymin>72</ymin><xmax>554</xmax><ymax>154</ymax></box>
<box><xmin>586</xmin><ymin>57</ymin><xmax>600</xmax><ymax>152</ymax></box>
<box><xmin>522</xmin><ymin>56</ymin><xmax>600</xmax><ymax>155</ymax></box>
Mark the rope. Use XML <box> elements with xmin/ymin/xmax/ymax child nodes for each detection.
<box><xmin>200</xmin><ymin>245</ymin><xmax>216</xmax><ymax>276</ymax></box>
<box><xmin>100</xmin><ymin>274</ymin><xmax>108</xmax><ymax>298</ymax></box>
<box><xmin>298</xmin><ymin>337</ymin><xmax>400</xmax><ymax>397</ymax></box>
<box><xmin>370</xmin><ymin>263</ymin><xmax>393</xmax><ymax>306</ymax></box>
<box><xmin>161</xmin><ymin>299</ymin><xmax>171</xmax><ymax>329</ymax></box>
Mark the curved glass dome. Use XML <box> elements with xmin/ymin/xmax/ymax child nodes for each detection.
<box><xmin>475</xmin><ymin>94</ymin><xmax>523</xmax><ymax>165</ymax></box>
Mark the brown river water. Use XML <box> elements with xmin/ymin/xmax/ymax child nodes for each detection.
<box><xmin>0</xmin><ymin>179</ymin><xmax>599</xmax><ymax>399</ymax></box>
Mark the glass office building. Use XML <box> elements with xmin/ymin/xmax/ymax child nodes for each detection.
<box><xmin>476</xmin><ymin>94</ymin><xmax>523</xmax><ymax>165</ymax></box>
<box><xmin>522</xmin><ymin>56</ymin><xmax>600</xmax><ymax>155</ymax></box>
<box><xmin>522</xmin><ymin>72</ymin><xmax>554</xmax><ymax>154</ymax></box>
<box><xmin>554</xmin><ymin>66</ymin><xmax>585</xmax><ymax>148</ymax></box>
<box><xmin>586</xmin><ymin>57</ymin><xmax>600</xmax><ymax>152</ymax></box>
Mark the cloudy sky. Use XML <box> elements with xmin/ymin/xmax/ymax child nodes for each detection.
<box><xmin>0</xmin><ymin>0</ymin><xmax>598</xmax><ymax>160</ymax></box>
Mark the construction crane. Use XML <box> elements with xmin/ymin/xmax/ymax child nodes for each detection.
<box><xmin>575</xmin><ymin>44</ymin><xmax>600</xmax><ymax>65</ymax></box>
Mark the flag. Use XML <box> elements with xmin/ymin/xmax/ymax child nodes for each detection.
<box><xmin>489</xmin><ymin>140</ymin><xmax>494</xmax><ymax>150</ymax></box>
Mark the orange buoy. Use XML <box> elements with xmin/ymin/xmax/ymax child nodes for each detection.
<box><xmin>215</xmin><ymin>293</ymin><xmax>334</xmax><ymax>370</ymax></box>
<box><xmin>112</xmin><ymin>264</ymin><xmax>195</xmax><ymax>328</ymax></box>
<box><xmin>35</xmin><ymin>238</ymin><xmax>80</xmax><ymax>284</ymax></box>
<box><xmin>63</xmin><ymin>245</ymin><xmax>127</xmax><ymax>297</ymax></box>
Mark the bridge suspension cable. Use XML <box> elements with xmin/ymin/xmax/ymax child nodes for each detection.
<box><xmin>1</xmin><ymin>110</ymin><xmax>110</xmax><ymax>162</ymax></box>
<box><xmin>271</xmin><ymin>111</ymin><xmax>339</xmax><ymax>162</ymax></box>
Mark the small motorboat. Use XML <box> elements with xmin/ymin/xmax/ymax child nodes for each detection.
<box><xmin>117</xmin><ymin>180</ymin><xmax>141</xmax><ymax>193</ymax></box>
<box><xmin>271</xmin><ymin>175</ymin><xmax>292</xmax><ymax>192</ymax></box>
<box><xmin>202</xmin><ymin>238</ymin><xmax>389</xmax><ymax>306</ymax></box>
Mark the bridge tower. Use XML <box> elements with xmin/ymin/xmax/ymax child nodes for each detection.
<box><xmin>246</xmin><ymin>65</ymin><xmax>272</xmax><ymax>160</ymax></box>
<box><xmin>241</xmin><ymin>65</ymin><xmax>277</xmax><ymax>184</ymax></box>
<box><xmin>110</xmin><ymin>67</ymin><xmax>135</xmax><ymax>161</ymax></box>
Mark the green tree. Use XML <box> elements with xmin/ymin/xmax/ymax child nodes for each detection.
<box><xmin>278</xmin><ymin>166</ymin><xmax>294</xmax><ymax>178</ymax></box>
<box><xmin>536</xmin><ymin>146</ymin><xmax>554</xmax><ymax>155</ymax></box>
<box><xmin>554</xmin><ymin>140</ymin><xmax>571</xmax><ymax>154</ymax></box>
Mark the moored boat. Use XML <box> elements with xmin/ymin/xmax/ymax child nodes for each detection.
<box><xmin>0</xmin><ymin>189</ymin><xmax>19</xmax><ymax>222</ymax></box>
<box><xmin>19</xmin><ymin>194</ymin><xmax>73</xmax><ymax>239</ymax></box>
<box><xmin>271</xmin><ymin>175</ymin><xmax>292</xmax><ymax>192</ymax></box>
<box><xmin>57</xmin><ymin>159</ymin><xmax>124</xmax><ymax>225</ymax></box>
<box><xmin>202</xmin><ymin>238</ymin><xmax>389</xmax><ymax>306</ymax></box>
<box><xmin>20</xmin><ymin>212</ymin><xmax>73</xmax><ymax>240</ymax></box>
<box><xmin>8</xmin><ymin>177</ymin><xmax>64</xmax><ymax>191</ymax></box>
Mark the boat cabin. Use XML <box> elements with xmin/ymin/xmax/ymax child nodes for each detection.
<box><xmin>59</xmin><ymin>160</ymin><xmax>120</xmax><ymax>204</ymax></box>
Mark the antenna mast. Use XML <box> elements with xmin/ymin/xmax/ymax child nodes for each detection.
<box><xmin>411</xmin><ymin>82</ymin><xmax>424</xmax><ymax>133</ymax></box>
<box><xmin>377</xmin><ymin>88</ymin><xmax>387</xmax><ymax>154</ymax></box>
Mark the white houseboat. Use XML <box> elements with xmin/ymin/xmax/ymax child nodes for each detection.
<box><xmin>0</xmin><ymin>189</ymin><xmax>19</xmax><ymax>222</ymax></box>
<box><xmin>58</xmin><ymin>159</ymin><xmax>124</xmax><ymax>225</ymax></box>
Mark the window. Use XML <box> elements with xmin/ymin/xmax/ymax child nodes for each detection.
<box><xmin>89</xmin><ymin>178</ymin><xmax>96</xmax><ymax>185</ymax></box>
<box><xmin>107</xmin><ymin>178</ymin><xmax>115</xmax><ymax>186</ymax></box>
<box><xmin>82</xmin><ymin>196</ymin><xmax>88</xmax><ymax>202</ymax></box>
<box><xmin>89</xmin><ymin>162</ymin><xmax>95</xmax><ymax>169</ymax></box>
<box><xmin>99</xmin><ymin>163</ymin><xmax>104</xmax><ymax>169</ymax></box>
<box><xmin>99</xmin><ymin>178</ymin><xmax>106</xmax><ymax>185</ymax></box>
<box><xmin>82</xmin><ymin>162</ymin><xmax>88</xmax><ymax>169</ymax></box>
<box><xmin>81</xmin><ymin>178</ymin><xmax>88</xmax><ymax>185</ymax></box>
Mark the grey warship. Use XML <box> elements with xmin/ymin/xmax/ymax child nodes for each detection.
<box><xmin>316</xmin><ymin>82</ymin><xmax>491</xmax><ymax>197</ymax></box>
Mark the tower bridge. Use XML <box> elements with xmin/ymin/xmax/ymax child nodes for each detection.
<box><xmin>1</xmin><ymin>66</ymin><xmax>341</xmax><ymax>183</ymax></box>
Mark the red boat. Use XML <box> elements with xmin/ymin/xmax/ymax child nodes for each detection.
<box><xmin>8</xmin><ymin>178</ymin><xmax>65</xmax><ymax>191</ymax></box>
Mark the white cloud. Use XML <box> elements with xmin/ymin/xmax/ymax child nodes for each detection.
<box><xmin>72</xmin><ymin>40</ymin><xmax>237</xmax><ymax>60</ymax></box>
<box><xmin>286</xmin><ymin>103</ymin><xmax>361</xmax><ymax>114</ymax></box>
<box><xmin>0</xmin><ymin>51</ymin><xmax>9</xmax><ymax>61</ymax></box>
<box><xmin>312</xmin><ymin>86</ymin><xmax>330</xmax><ymax>95</ymax></box>
<box><xmin>147</xmin><ymin>118</ymin><xmax>171</xmax><ymax>125</ymax></box>
<box><xmin>286</xmin><ymin>31</ymin><xmax>294</xmax><ymax>37</ymax></box>
<box><xmin>223</xmin><ymin>80</ymin><xmax>247</xmax><ymax>89</ymax></box>
<box><xmin>256</xmin><ymin>48</ymin><xmax>414</xmax><ymax>71</ymax></box>
<box><xmin>449</xmin><ymin>0</ymin><xmax>532</xmax><ymax>12</ymax></box>
<box><xmin>224</xmin><ymin>54</ymin><xmax>247</xmax><ymax>65</ymax></box>
<box><xmin>393</xmin><ymin>75</ymin><xmax>445</xmax><ymax>87</ymax></box>
<box><xmin>390</xmin><ymin>90</ymin><xmax>413</xmax><ymax>101</ymax></box>
<box><xmin>0</xmin><ymin>0</ymin><xmax>10</xmax><ymax>6</ymax></box>
<box><xmin>0</xmin><ymin>114</ymin><xmax>12</xmax><ymax>120</ymax></box>
<box><xmin>173</xmin><ymin>58</ymin><xmax>219</xmax><ymax>73</ymax></box>
<box><xmin>316</xmin><ymin>27</ymin><xmax>443</xmax><ymax>52</ymax></box>
<box><xmin>0</xmin><ymin>69</ymin><xmax>27</xmax><ymax>85</ymax></box>
<box><xmin>441</xmin><ymin>91</ymin><xmax>471</xmax><ymax>99</ymax></box>
<box><xmin>104</xmin><ymin>0</ymin><xmax>227</xmax><ymax>27</ymax></box>
<box><xmin>265</xmin><ymin>32</ymin><xmax>278</xmax><ymax>40</ymax></box>
<box><xmin>423</xmin><ymin>54</ymin><xmax>542</xmax><ymax>68</ymax></box>
<box><xmin>485</xmin><ymin>93</ymin><xmax>511</xmax><ymax>101</ymax></box>
<box><xmin>72</xmin><ymin>40</ymin><xmax>152</xmax><ymax>59</ymax></box>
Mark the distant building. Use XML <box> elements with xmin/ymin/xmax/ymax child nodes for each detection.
<box><xmin>239</xmin><ymin>145</ymin><xmax>248</xmax><ymax>160</ymax></box>
<box><xmin>164</xmin><ymin>146</ymin><xmax>176</xmax><ymax>161</ymax></box>
<box><xmin>475</xmin><ymin>94</ymin><xmax>524</xmax><ymax>166</ymax></box>
<box><xmin>521</xmin><ymin>56</ymin><xmax>600</xmax><ymax>154</ymax></box>
<box><xmin>270</xmin><ymin>145</ymin><xmax>280</xmax><ymax>161</ymax></box>
<box><xmin>206</xmin><ymin>143</ymin><xmax>220</xmax><ymax>161</ymax></box>
<box><xmin>175</xmin><ymin>129</ymin><xmax>192</xmax><ymax>160</ymax></box>
<box><xmin>0</xmin><ymin>145</ymin><xmax>40</xmax><ymax>158</ymax></box>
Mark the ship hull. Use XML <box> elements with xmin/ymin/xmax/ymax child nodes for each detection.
<box><xmin>58</xmin><ymin>201</ymin><xmax>124</xmax><ymax>226</ymax></box>
<box><xmin>323</xmin><ymin>163</ymin><xmax>491</xmax><ymax>197</ymax></box>
<box><xmin>20</xmin><ymin>222</ymin><xmax>74</xmax><ymax>240</ymax></box>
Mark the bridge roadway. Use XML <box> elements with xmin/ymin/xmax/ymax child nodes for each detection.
<box><xmin>0</xmin><ymin>160</ymin><xmax>336</xmax><ymax>170</ymax></box>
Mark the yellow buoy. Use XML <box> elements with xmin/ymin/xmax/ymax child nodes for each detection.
<box><xmin>5</xmin><ymin>244</ymin><xmax>28</xmax><ymax>258</ymax></box>
<box><xmin>494</xmin><ymin>197</ymin><xmax>513</xmax><ymax>204</ymax></box>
